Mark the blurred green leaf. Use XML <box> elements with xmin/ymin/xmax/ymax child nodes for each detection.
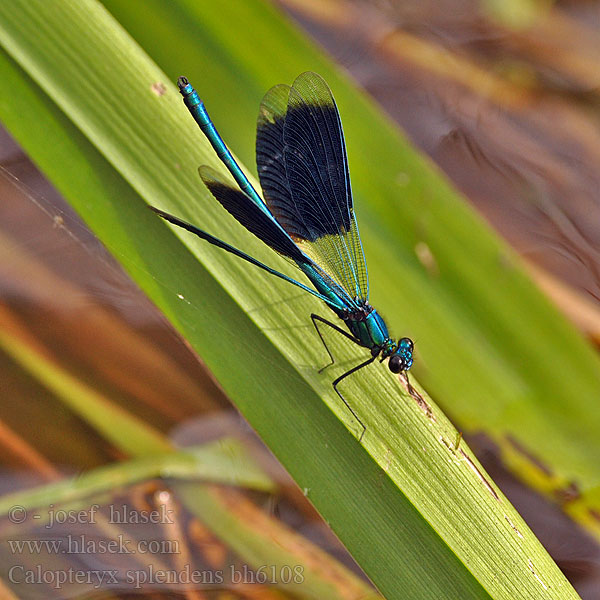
<box><xmin>0</xmin><ymin>440</ymin><xmax>274</xmax><ymax>517</ymax></box>
<box><xmin>0</xmin><ymin>323</ymin><xmax>171</xmax><ymax>456</ymax></box>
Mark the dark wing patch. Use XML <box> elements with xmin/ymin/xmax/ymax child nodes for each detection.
<box><xmin>199</xmin><ymin>165</ymin><xmax>304</xmax><ymax>262</ymax></box>
<box><xmin>284</xmin><ymin>72</ymin><xmax>352</xmax><ymax>239</ymax></box>
<box><xmin>256</xmin><ymin>84</ymin><xmax>302</xmax><ymax>238</ymax></box>
<box><xmin>256</xmin><ymin>72</ymin><xmax>369</xmax><ymax>301</ymax></box>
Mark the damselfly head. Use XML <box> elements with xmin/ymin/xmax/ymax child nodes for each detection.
<box><xmin>388</xmin><ymin>337</ymin><xmax>414</xmax><ymax>373</ymax></box>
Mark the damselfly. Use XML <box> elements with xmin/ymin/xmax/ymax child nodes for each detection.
<box><xmin>152</xmin><ymin>72</ymin><xmax>414</xmax><ymax>440</ymax></box>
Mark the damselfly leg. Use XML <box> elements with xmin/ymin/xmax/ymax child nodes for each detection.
<box><xmin>310</xmin><ymin>313</ymin><xmax>372</xmax><ymax>441</ymax></box>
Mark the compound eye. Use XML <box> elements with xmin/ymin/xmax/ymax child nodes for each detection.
<box><xmin>398</xmin><ymin>337</ymin><xmax>414</xmax><ymax>352</ymax></box>
<box><xmin>388</xmin><ymin>354</ymin><xmax>404</xmax><ymax>374</ymax></box>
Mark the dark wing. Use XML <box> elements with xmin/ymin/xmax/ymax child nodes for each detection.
<box><xmin>198</xmin><ymin>165</ymin><xmax>304</xmax><ymax>262</ymax></box>
<box><xmin>256</xmin><ymin>71</ymin><xmax>369</xmax><ymax>301</ymax></box>
<box><xmin>150</xmin><ymin>205</ymin><xmax>343</xmax><ymax>308</ymax></box>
